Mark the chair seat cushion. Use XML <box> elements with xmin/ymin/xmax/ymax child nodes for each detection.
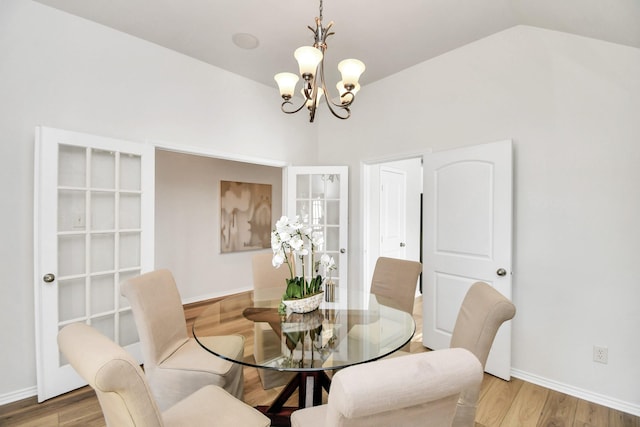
<box><xmin>161</xmin><ymin>335</ymin><xmax>244</xmax><ymax>375</ymax></box>
<box><xmin>162</xmin><ymin>385</ymin><xmax>270</xmax><ymax>427</ymax></box>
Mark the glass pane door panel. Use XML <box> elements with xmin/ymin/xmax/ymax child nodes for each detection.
<box><xmin>119</xmin><ymin>233</ymin><xmax>141</xmax><ymax>269</ymax></box>
<box><xmin>58</xmin><ymin>190</ymin><xmax>86</xmax><ymax>232</ymax></box>
<box><xmin>91</xmin><ymin>192</ymin><xmax>115</xmax><ymax>230</ymax></box>
<box><xmin>91</xmin><ymin>149</ymin><xmax>115</xmax><ymax>189</ymax></box>
<box><xmin>91</xmin><ymin>233</ymin><xmax>115</xmax><ymax>272</ymax></box>
<box><xmin>296</xmin><ymin>201</ymin><xmax>309</xmax><ymax>222</ymax></box>
<box><xmin>310</xmin><ymin>199</ymin><xmax>324</xmax><ymax>225</ymax></box>
<box><xmin>58</xmin><ymin>145</ymin><xmax>86</xmax><ymax>187</ymax></box>
<box><xmin>120</xmin><ymin>154</ymin><xmax>141</xmax><ymax>191</ymax></box>
<box><xmin>326</xmin><ymin>227</ymin><xmax>339</xmax><ymax>252</ymax></box>
<box><xmin>311</xmin><ymin>174</ymin><xmax>327</xmax><ymax>198</ymax></box>
<box><xmin>296</xmin><ymin>175</ymin><xmax>310</xmax><ymax>198</ymax></box>
<box><xmin>92</xmin><ymin>315</ymin><xmax>114</xmax><ymax>341</ymax></box>
<box><xmin>58</xmin><ymin>278</ymin><xmax>86</xmax><ymax>322</ymax></box>
<box><xmin>91</xmin><ymin>274</ymin><xmax>115</xmax><ymax>314</ymax></box>
<box><xmin>119</xmin><ymin>310</ymin><xmax>139</xmax><ymax>346</ymax></box>
<box><xmin>58</xmin><ymin>235</ymin><xmax>86</xmax><ymax>277</ymax></box>
<box><xmin>326</xmin><ymin>201</ymin><xmax>340</xmax><ymax>225</ymax></box>
<box><xmin>119</xmin><ymin>193</ymin><xmax>141</xmax><ymax>229</ymax></box>
<box><xmin>326</xmin><ymin>175</ymin><xmax>340</xmax><ymax>199</ymax></box>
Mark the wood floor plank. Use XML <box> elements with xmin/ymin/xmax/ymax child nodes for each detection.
<box><xmin>501</xmin><ymin>381</ymin><xmax>549</xmax><ymax>427</ymax></box>
<box><xmin>573</xmin><ymin>399</ymin><xmax>610</xmax><ymax>427</ymax></box>
<box><xmin>537</xmin><ymin>389</ymin><xmax>578</xmax><ymax>427</ymax></box>
<box><xmin>609</xmin><ymin>409</ymin><xmax>640</xmax><ymax>427</ymax></box>
<box><xmin>476</xmin><ymin>375</ymin><xmax>524</xmax><ymax>426</ymax></box>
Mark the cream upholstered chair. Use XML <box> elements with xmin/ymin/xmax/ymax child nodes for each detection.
<box><xmin>120</xmin><ymin>269</ymin><xmax>245</xmax><ymax>411</ymax></box>
<box><xmin>251</xmin><ymin>252</ymin><xmax>295</xmax><ymax>389</ymax></box>
<box><xmin>370</xmin><ymin>256</ymin><xmax>422</xmax><ymax>314</ymax></box>
<box><xmin>58</xmin><ymin>323</ymin><xmax>270</xmax><ymax>427</ymax></box>
<box><xmin>370</xmin><ymin>256</ymin><xmax>422</xmax><ymax>352</ymax></box>
<box><xmin>290</xmin><ymin>348</ymin><xmax>482</xmax><ymax>427</ymax></box>
<box><xmin>449</xmin><ymin>281</ymin><xmax>516</xmax><ymax>426</ymax></box>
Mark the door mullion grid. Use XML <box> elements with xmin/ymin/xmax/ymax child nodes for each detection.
<box><xmin>114</xmin><ymin>151</ymin><xmax>121</xmax><ymax>345</ymax></box>
<box><xmin>84</xmin><ymin>147</ymin><xmax>92</xmax><ymax>326</ymax></box>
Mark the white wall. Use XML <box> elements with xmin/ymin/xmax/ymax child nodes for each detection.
<box><xmin>0</xmin><ymin>0</ymin><xmax>315</xmax><ymax>400</ymax></box>
<box><xmin>155</xmin><ymin>150</ymin><xmax>283</xmax><ymax>300</ymax></box>
<box><xmin>319</xmin><ymin>26</ymin><xmax>640</xmax><ymax>413</ymax></box>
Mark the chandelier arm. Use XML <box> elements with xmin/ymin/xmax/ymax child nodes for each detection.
<box><xmin>281</xmin><ymin>99</ymin><xmax>309</xmax><ymax>115</ymax></box>
<box><xmin>318</xmin><ymin>58</ymin><xmax>351</xmax><ymax>120</ymax></box>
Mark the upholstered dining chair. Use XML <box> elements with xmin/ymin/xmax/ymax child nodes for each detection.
<box><xmin>58</xmin><ymin>323</ymin><xmax>270</xmax><ymax>427</ymax></box>
<box><xmin>370</xmin><ymin>256</ymin><xmax>422</xmax><ymax>352</ymax></box>
<box><xmin>120</xmin><ymin>269</ymin><xmax>245</xmax><ymax>411</ymax></box>
<box><xmin>290</xmin><ymin>348</ymin><xmax>483</xmax><ymax>427</ymax></box>
<box><xmin>251</xmin><ymin>252</ymin><xmax>295</xmax><ymax>389</ymax></box>
<box><xmin>448</xmin><ymin>281</ymin><xmax>516</xmax><ymax>426</ymax></box>
<box><xmin>370</xmin><ymin>256</ymin><xmax>422</xmax><ymax>315</ymax></box>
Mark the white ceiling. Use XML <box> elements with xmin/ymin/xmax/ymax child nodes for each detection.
<box><xmin>34</xmin><ymin>0</ymin><xmax>640</xmax><ymax>89</ymax></box>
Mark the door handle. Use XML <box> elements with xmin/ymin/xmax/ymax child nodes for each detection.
<box><xmin>496</xmin><ymin>268</ymin><xmax>507</xmax><ymax>277</ymax></box>
<box><xmin>400</xmin><ymin>242</ymin><xmax>406</xmax><ymax>247</ymax></box>
<box><xmin>43</xmin><ymin>273</ymin><xmax>56</xmax><ymax>283</ymax></box>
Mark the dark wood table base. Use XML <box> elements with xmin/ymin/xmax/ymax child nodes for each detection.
<box><xmin>256</xmin><ymin>371</ymin><xmax>332</xmax><ymax>427</ymax></box>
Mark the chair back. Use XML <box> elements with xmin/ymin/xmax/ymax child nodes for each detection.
<box><xmin>324</xmin><ymin>348</ymin><xmax>482</xmax><ymax>427</ymax></box>
<box><xmin>252</xmin><ymin>252</ymin><xmax>292</xmax><ymax>290</ymax></box>
<box><xmin>449</xmin><ymin>281</ymin><xmax>516</xmax><ymax>427</ymax></box>
<box><xmin>370</xmin><ymin>257</ymin><xmax>422</xmax><ymax>314</ymax></box>
<box><xmin>120</xmin><ymin>269</ymin><xmax>189</xmax><ymax>369</ymax></box>
<box><xmin>58</xmin><ymin>323</ymin><xmax>164</xmax><ymax>427</ymax></box>
<box><xmin>450</xmin><ymin>281</ymin><xmax>516</xmax><ymax>368</ymax></box>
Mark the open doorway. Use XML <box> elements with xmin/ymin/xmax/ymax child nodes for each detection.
<box><xmin>362</xmin><ymin>157</ymin><xmax>423</xmax><ymax>298</ymax></box>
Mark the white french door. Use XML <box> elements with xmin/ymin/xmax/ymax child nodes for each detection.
<box><xmin>422</xmin><ymin>140</ymin><xmax>513</xmax><ymax>380</ymax></box>
<box><xmin>286</xmin><ymin>166</ymin><xmax>348</xmax><ymax>305</ymax></box>
<box><xmin>34</xmin><ymin>126</ymin><xmax>154</xmax><ymax>401</ymax></box>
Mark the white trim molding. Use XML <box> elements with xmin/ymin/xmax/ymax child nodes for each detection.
<box><xmin>0</xmin><ymin>386</ymin><xmax>37</xmax><ymax>406</ymax></box>
<box><xmin>512</xmin><ymin>369</ymin><xmax>640</xmax><ymax>417</ymax></box>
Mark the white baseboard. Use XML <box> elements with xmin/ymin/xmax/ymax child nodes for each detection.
<box><xmin>0</xmin><ymin>386</ymin><xmax>37</xmax><ymax>406</ymax></box>
<box><xmin>511</xmin><ymin>368</ymin><xmax>640</xmax><ymax>417</ymax></box>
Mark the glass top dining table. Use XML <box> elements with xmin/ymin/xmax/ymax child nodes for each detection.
<box><xmin>192</xmin><ymin>287</ymin><xmax>415</xmax><ymax>422</ymax></box>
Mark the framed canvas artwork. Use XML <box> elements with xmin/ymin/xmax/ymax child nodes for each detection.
<box><xmin>220</xmin><ymin>180</ymin><xmax>272</xmax><ymax>253</ymax></box>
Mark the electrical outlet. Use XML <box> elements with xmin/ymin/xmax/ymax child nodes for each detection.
<box><xmin>593</xmin><ymin>345</ymin><xmax>608</xmax><ymax>364</ymax></box>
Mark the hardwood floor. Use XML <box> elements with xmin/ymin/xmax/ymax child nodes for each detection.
<box><xmin>1</xmin><ymin>295</ymin><xmax>638</xmax><ymax>427</ymax></box>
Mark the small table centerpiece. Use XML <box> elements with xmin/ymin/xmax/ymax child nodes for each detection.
<box><xmin>271</xmin><ymin>215</ymin><xmax>336</xmax><ymax>314</ymax></box>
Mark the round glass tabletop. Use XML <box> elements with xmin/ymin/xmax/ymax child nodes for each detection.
<box><xmin>192</xmin><ymin>287</ymin><xmax>415</xmax><ymax>373</ymax></box>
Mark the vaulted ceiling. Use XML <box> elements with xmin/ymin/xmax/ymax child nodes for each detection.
<box><xmin>34</xmin><ymin>0</ymin><xmax>640</xmax><ymax>90</ymax></box>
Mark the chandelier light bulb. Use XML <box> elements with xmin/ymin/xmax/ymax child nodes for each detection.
<box><xmin>338</xmin><ymin>59</ymin><xmax>366</xmax><ymax>89</ymax></box>
<box><xmin>274</xmin><ymin>72</ymin><xmax>300</xmax><ymax>99</ymax></box>
<box><xmin>294</xmin><ymin>46</ymin><xmax>323</xmax><ymax>79</ymax></box>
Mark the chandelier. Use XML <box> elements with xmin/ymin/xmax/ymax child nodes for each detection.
<box><xmin>274</xmin><ymin>0</ymin><xmax>365</xmax><ymax>122</ymax></box>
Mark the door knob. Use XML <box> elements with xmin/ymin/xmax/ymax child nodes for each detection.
<box><xmin>43</xmin><ymin>273</ymin><xmax>56</xmax><ymax>283</ymax></box>
<box><xmin>340</xmin><ymin>248</ymin><xmax>346</xmax><ymax>254</ymax></box>
<box><xmin>496</xmin><ymin>268</ymin><xmax>507</xmax><ymax>277</ymax></box>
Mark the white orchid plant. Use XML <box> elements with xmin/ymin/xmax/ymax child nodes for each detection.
<box><xmin>271</xmin><ymin>215</ymin><xmax>336</xmax><ymax>300</ymax></box>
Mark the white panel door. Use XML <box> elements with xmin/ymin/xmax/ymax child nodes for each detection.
<box><xmin>286</xmin><ymin>166</ymin><xmax>348</xmax><ymax>305</ymax></box>
<box><xmin>379</xmin><ymin>166</ymin><xmax>407</xmax><ymax>259</ymax></box>
<box><xmin>423</xmin><ymin>140</ymin><xmax>513</xmax><ymax>379</ymax></box>
<box><xmin>34</xmin><ymin>127</ymin><xmax>154</xmax><ymax>401</ymax></box>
